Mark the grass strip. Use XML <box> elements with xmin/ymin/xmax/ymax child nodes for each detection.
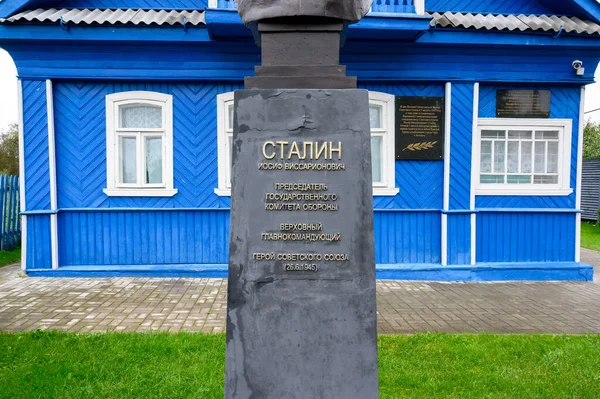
<box><xmin>1</xmin><ymin>332</ymin><xmax>600</xmax><ymax>398</ymax></box>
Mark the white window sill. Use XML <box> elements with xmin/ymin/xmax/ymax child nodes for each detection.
<box><xmin>103</xmin><ymin>188</ymin><xmax>178</xmax><ymax>197</ymax></box>
<box><xmin>215</xmin><ymin>187</ymin><xmax>400</xmax><ymax>197</ymax></box>
<box><xmin>373</xmin><ymin>187</ymin><xmax>400</xmax><ymax>196</ymax></box>
<box><xmin>214</xmin><ymin>188</ymin><xmax>232</xmax><ymax>197</ymax></box>
<box><xmin>475</xmin><ymin>187</ymin><xmax>573</xmax><ymax>196</ymax></box>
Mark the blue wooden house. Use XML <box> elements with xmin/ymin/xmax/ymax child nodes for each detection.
<box><xmin>1</xmin><ymin>0</ymin><xmax>600</xmax><ymax>280</ymax></box>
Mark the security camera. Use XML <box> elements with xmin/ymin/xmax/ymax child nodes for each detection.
<box><xmin>572</xmin><ymin>60</ymin><xmax>585</xmax><ymax>76</ymax></box>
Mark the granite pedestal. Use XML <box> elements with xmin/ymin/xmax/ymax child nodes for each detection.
<box><xmin>225</xmin><ymin>89</ymin><xmax>378</xmax><ymax>399</ymax></box>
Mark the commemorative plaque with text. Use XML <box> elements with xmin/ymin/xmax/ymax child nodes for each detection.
<box><xmin>395</xmin><ymin>96</ymin><xmax>445</xmax><ymax>160</ymax></box>
<box><xmin>497</xmin><ymin>89</ymin><xmax>551</xmax><ymax>118</ymax></box>
<box><xmin>226</xmin><ymin>89</ymin><xmax>378</xmax><ymax>398</ymax></box>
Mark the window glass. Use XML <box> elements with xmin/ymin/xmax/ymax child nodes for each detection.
<box><xmin>493</xmin><ymin>141</ymin><xmax>505</xmax><ymax>173</ymax></box>
<box><xmin>120</xmin><ymin>136</ymin><xmax>137</xmax><ymax>184</ymax></box>
<box><xmin>547</xmin><ymin>141</ymin><xmax>559</xmax><ymax>173</ymax></box>
<box><xmin>521</xmin><ymin>141</ymin><xmax>532</xmax><ymax>173</ymax></box>
<box><xmin>507</xmin><ymin>141</ymin><xmax>519</xmax><ymax>173</ymax></box>
<box><xmin>228</xmin><ymin>104</ymin><xmax>234</xmax><ymax>131</ymax></box>
<box><xmin>480</xmin><ymin>141</ymin><xmax>492</xmax><ymax>173</ymax></box>
<box><xmin>371</xmin><ymin>136</ymin><xmax>383</xmax><ymax>183</ymax></box>
<box><xmin>145</xmin><ymin>137</ymin><xmax>163</xmax><ymax>184</ymax></box>
<box><xmin>120</xmin><ymin>105</ymin><xmax>162</xmax><ymax>129</ymax></box>
<box><xmin>534</xmin><ymin>141</ymin><xmax>545</xmax><ymax>173</ymax></box>
<box><xmin>369</xmin><ymin>105</ymin><xmax>382</xmax><ymax>129</ymax></box>
<box><xmin>477</xmin><ymin>121</ymin><xmax>568</xmax><ymax>192</ymax></box>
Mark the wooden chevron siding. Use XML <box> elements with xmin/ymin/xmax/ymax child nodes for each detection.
<box><xmin>450</xmin><ymin>84</ymin><xmax>474</xmax><ymax>210</ymax></box>
<box><xmin>53</xmin><ymin>81</ymin><xmax>242</xmax><ymax>209</ymax></box>
<box><xmin>58</xmin><ymin>210</ymin><xmax>229</xmax><ymax>265</ymax></box>
<box><xmin>447</xmin><ymin>214</ymin><xmax>471</xmax><ymax>265</ymax></box>
<box><xmin>375</xmin><ymin>211</ymin><xmax>441</xmax><ymax>264</ymax></box>
<box><xmin>22</xmin><ymin>80</ymin><xmax>50</xmax><ymax>211</ymax></box>
<box><xmin>477</xmin><ymin>85</ymin><xmax>580</xmax><ymax>209</ymax></box>
<box><xmin>477</xmin><ymin>212</ymin><xmax>575</xmax><ymax>262</ymax></box>
<box><xmin>27</xmin><ymin>215</ymin><xmax>52</xmax><ymax>269</ymax></box>
<box><xmin>427</xmin><ymin>0</ymin><xmax>550</xmax><ymax>14</ymax></box>
<box><xmin>362</xmin><ymin>83</ymin><xmax>445</xmax><ymax>210</ymax></box>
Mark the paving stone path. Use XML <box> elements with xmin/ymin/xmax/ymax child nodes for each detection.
<box><xmin>1</xmin><ymin>249</ymin><xmax>599</xmax><ymax>334</ymax></box>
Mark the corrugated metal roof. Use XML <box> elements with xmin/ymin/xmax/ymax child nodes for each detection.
<box><xmin>1</xmin><ymin>8</ymin><xmax>600</xmax><ymax>35</ymax></box>
<box><xmin>0</xmin><ymin>8</ymin><xmax>205</xmax><ymax>26</ymax></box>
<box><xmin>429</xmin><ymin>12</ymin><xmax>600</xmax><ymax>35</ymax></box>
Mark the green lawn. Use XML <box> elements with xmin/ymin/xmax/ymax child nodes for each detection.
<box><xmin>581</xmin><ymin>222</ymin><xmax>600</xmax><ymax>252</ymax></box>
<box><xmin>1</xmin><ymin>332</ymin><xmax>600</xmax><ymax>398</ymax></box>
<box><xmin>0</xmin><ymin>246</ymin><xmax>20</xmax><ymax>268</ymax></box>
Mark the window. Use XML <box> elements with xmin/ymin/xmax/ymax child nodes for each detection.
<box><xmin>214</xmin><ymin>91</ymin><xmax>399</xmax><ymax>196</ymax></box>
<box><xmin>474</xmin><ymin>118</ymin><xmax>572</xmax><ymax>196</ymax></box>
<box><xmin>215</xmin><ymin>92</ymin><xmax>234</xmax><ymax>196</ymax></box>
<box><xmin>369</xmin><ymin>92</ymin><xmax>399</xmax><ymax>196</ymax></box>
<box><xmin>104</xmin><ymin>91</ymin><xmax>177</xmax><ymax>197</ymax></box>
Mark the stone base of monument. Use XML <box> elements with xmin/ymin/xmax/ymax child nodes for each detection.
<box><xmin>225</xmin><ymin>89</ymin><xmax>378</xmax><ymax>399</ymax></box>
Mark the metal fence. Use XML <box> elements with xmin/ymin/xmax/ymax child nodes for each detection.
<box><xmin>582</xmin><ymin>158</ymin><xmax>600</xmax><ymax>222</ymax></box>
<box><xmin>0</xmin><ymin>175</ymin><xmax>20</xmax><ymax>251</ymax></box>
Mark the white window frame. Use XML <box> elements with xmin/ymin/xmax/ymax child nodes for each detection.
<box><xmin>473</xmin><ymin>118</ymin><xmax>573</xmax><ymax>196</ymax></box>
<box><xmin>369</xmin><ymin>91</ymin><xmax>399</xmax><ymax>196</ymax></box>
<box><xmin>214</xmin><ymin>91</ymin><xmax>399</xmax><ymax>197</ymax></box>
<box><xmin>104</xmin><ymin>91</ymin><xmax>177</xmax><ymax>197</ymax></box>
<box><xmin>215</xmin><ymin>92</ymin><xmax>234</xmax><ymax>196</ymax></box>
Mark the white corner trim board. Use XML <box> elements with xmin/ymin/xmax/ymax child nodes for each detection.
<box><xmin>575</xmin><ymin>86</ymin><xmax>585</xmax><ymax>263</ymax></box>
<box><xmin>470</xmin><ymin>83</ymin><xmax>479</xmax><ymax>266</ymax></box>
<box><xmin>441</xmin><ymin>82</ymin><xmax>452</xmax><ymax>266</ymax></box>
<box><xmin>46</xmin><ymin>80</ymin><xmax>59</xmax><ymax>270</ymax></box>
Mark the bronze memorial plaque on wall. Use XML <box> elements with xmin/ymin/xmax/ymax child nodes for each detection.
<box><xmin>395</xmin><ymin>96</ymin><xmax>444</xmax><ymax>160</ymax></box>
<box><xmin>496</xmin><ymin>90</ymin><xmax>551</xmax><ymax>118</ymax></box>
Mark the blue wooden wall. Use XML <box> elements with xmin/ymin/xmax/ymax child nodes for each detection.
<box><xmin>7</xmin><ymin>41</ymin><xmax>597</xmax><ymax>85</ymax></box>
<box><xmin>477</xmin><ymin>212</ymin><xmax>575</xmax><ymax>262</ymax></box>
<box><xmin>375</xmin><ymin>211</ymin><xmax>441</xmax><ymax>264</ymax></box>
<box><xmin>20</xmin><ymin>77</ymin><xmax>583</xmax><ymax>273</ymax></box>
<box><xmin>58</xmin><ymin>210</ymin><xmax>229</xmax><ymax>266</ymax></box>
<box><xmin>477</xmin><ymin>85</ymin><xmax>580</xmax><ymax>209</ymax></box>
<box><xmin>474</xmin><ymin>84</ymin><xmax>581</xmax><ymax>263</ymax></box>
<box><xmin>22</xmin><ymin>79</ymin><xmax>52</xmax><ymax>270</ymax></box>
<box><xmin>54</xmin><ymin>82</ymin><xmax>242</xmax><ymax>209</ymax></box>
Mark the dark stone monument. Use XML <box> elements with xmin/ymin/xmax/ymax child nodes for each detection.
<box><xmin>225</xmin><ymin>1</ymin><xmax>378</xmax><ymax>398</ymax></box>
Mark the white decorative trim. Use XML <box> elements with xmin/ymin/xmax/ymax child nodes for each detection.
<box><xmin>208</xmin><ymin>0</ymin><xmax>218</xmax><ymax>8</ymax></box>
<box><xmin>17</xmin><ymin>80</ymin><xmax>26</xmax><ymax>271</ymax></box>
<box><xmin>414</xmin><ymin>0</ymin><xmax>425</xmax><ymax>14</ymax></box>
<box><xmin>105</xmin><ymin>91</ymin><xmax>175</xmax><ymax>196</ymax></box>
<box><xmin>443</xmin><ymin>83</ymin><xmax>451</xmax><ymax>211</ymax></box>
<box><xmin>103</xmin><ymin>188</ymin><xmax>178</xmax><ymax>197</ymax></box>
<box><xmin>216</xmin><ymin>92</ymin><xmax>234</xmax><ymax>195</ymax></box>
<box><xmin>373</xmin><ymin>187</ymin><xmax>400</xmax><ymax>196</ymax></box>
<box><xmin>471</xmin><ymin>83</ymin><xmax>479</xmax><ymax>265</ymax></box>
<box><xmin>576</xmin><ymin>86</ymin><xmax>585</xmax><ymax>263</ymax></box>
<box><xmin>473</xmin><ymin>118</ymin><xmax>573</xmax><ymax>196</ymax></box>
<box><xmin>441</xmin><ymin>214</ymin><xmax>448</xmax><ymax>266</ymax></box>
<box><xmin>475</xmin><ymin>188</ymin><xmax>573</xmax><ymax>196</ymax></box>
<box><xmin>442</xmin><ymin>82</ymin><xmax>451</xmax><ymax>266</ymax></box>
<box><xmin>46</xmin><ymin>80</ymin><xmax>59</xmax><ymax>270</ymax></box>
<box><xmin>213</xmin><ymin>187</ymin><xmax>231</xmax><ymax>197</ymax></box>
<box><xmin>369</xmin><ymin>91</ymin><xmax>398</xmax><ymax>196</ymax></box>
